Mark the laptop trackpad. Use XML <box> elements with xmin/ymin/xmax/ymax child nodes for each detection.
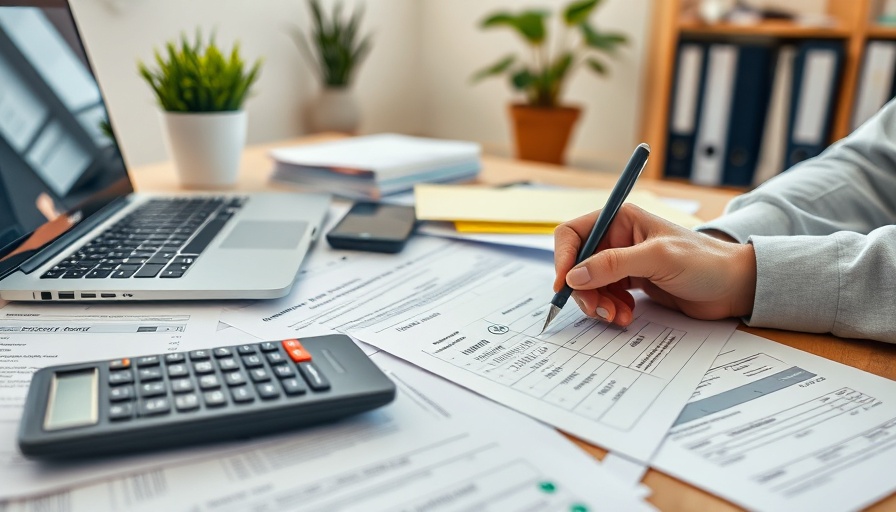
<box><xmin>220</xmin><ymin>220</ymin><xmax>308</xmax><ymax>249</ymax></box>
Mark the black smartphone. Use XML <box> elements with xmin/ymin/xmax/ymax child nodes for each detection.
<box><xmin>326</xmin><ymin>202</ymin><xmax>417</xmax><ymax>253</ymax></box>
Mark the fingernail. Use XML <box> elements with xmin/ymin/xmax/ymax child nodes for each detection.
<box><xmin>567</xmin><ymin>267</ymin><xmax>590</xmax><ymax>286</ymax></box>
<box><xmin>595</xmin><ymin>307</ymin><xmax>610</xmax><ymax>321</ymax></box>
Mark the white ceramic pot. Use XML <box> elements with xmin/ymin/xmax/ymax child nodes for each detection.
<box><xmin>309</xmin><ymin>87</ymin><xmax>360</xmax><ymax>134</ymax></box>
<box><xmin>162</xmin><ymin>110</ymin><xmax>247</xmax><ymax>189</ymax></box>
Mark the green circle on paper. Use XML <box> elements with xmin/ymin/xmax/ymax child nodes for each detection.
<box><xmin>539</xmin><ymin>481</ymin><xmax>557</xmax><ymax>493</ymax></box>
<box><xmin>570</xmin><ymin>505</ymin><xmax>589</xmax><ymax>512</ymax></box>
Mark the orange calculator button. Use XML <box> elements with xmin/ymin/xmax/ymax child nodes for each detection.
<box><xmin>282</xmin><ymin>339</ymin><xmax>312</xmax><ymax>362</ymax></box>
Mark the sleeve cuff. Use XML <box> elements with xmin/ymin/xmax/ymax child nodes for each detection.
<box><xmin>744</xmin><ymin>235</ymin><xmax>840</xmax><ymax>334</ymax></box>
<box><xmin>695</xmin><ymin>202</ymin><xmax>794</xmax><ymax>242</ymax></box>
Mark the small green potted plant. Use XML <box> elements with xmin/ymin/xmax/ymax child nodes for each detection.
<box><xmin>292</xmin><ymin>0</ymin><xmax>372</xmax><ymax>133</ymax></box>
<box><xmin>139</xmin><ymin>31</ymin><xmax>262</xmax><ymax>188</ymax></box>
<box><xmin>472</xmin><ymin>0</ymin><xmax>627</xmax><ymax>165</ymax></box>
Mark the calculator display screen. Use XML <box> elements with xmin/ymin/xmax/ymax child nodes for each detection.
<box><xmin>44</xmin><ymin>369</ymin><xmax>98</xmax><ymax>431</ymax></box>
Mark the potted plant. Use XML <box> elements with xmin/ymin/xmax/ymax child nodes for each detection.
<box><xmin>472</xmin><ymin>0</ymin><xmax>627</xmax><ymax>165</ymax></box>
<box><xmin>138</xmin><ymin>32</ymin><xmax>262</xmax><ymax>188</ymax></box>
<box><xmin>292</xmin><ymin>0</ymin><xmax>372</xmax><ymax>133</ymax></box>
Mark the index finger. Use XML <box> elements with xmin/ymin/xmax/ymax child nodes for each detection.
<box><xmin>553</xmin><ymin>210</ymin><xmax>601</xmax><ymax>292</ymax></box>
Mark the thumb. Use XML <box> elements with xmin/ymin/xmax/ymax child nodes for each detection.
<box><xmin>565</xmin><ymin>242</ymin><xmax>663</xmax><ymax>290</ymax></box>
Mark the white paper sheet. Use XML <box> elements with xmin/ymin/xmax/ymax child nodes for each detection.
<box><xmin>223</xmin><ymin>236</ymin><xmax>736</xmax><ymax>462</ymax></box>
<box><xmin>653</xmin><ymin>331</ymin><xmax>896</xmax><ymax>511</ymax></box>
<box><xmin>0</xmin><ymin>303</ymin><xmax>221</xmax><ymax>498</ymax></box>
<box><xmin>8</xmin><ymin>353</ymin><xmax>652</xmax><ymax>512</ymax></box>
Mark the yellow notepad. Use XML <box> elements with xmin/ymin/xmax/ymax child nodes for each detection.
<box><xmin>414</xmin><ymin>184</ymin><xmax>702</xmax><ymax>233</ymax></box>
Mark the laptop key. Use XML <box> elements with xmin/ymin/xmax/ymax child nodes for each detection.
<box><xmin>112</xmin><ymin>268</ymin><xmax>138</xmax><ymax>278</ymax></box>
<box><xmin>86</xmin><ymin>269</ymin><xmax>113</xmax><ymax>279</ymax></box>
<box><xmin>180</xmin><ymin>217</ymin><xmax>229</xmax><ymax>256</ymax></box>
<box><xmin>134</xmin><ymin>263</ymin><xmax>165</xmax><ymax>277</ymax></box>
<box><xmin>41</xmin><ymin>270</ymin><xmax>63</xmax><ymax>278</ymax></box>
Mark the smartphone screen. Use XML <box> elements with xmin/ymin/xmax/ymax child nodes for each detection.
<box><xmin>326</xmin><ymin>202</ymin><xmax>417</xmax><ymax>252</ymax></box>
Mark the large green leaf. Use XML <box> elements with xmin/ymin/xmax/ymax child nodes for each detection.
<box><xmin>482</xmin><ymin>10</ymin><xmax>548</xmax><ymax>44</ymax></box>
<box><xmin>511</xmin><ymin>68</ymin><xmax>535</xmax><ymax>91</ymax></box>
<box><xmin>563</xmin><ymin>0</ymin><xmax>602</xmax><ymax>26</ymax></box>
<box><xmin>581</xmin><ymin>23</ymin><xmax>628</xmax><ymax>52</ymax></box>
<box><xmin>471</xmin><ymin>54</ymin><xmax>515</xmax><ymax>83</ymax></box>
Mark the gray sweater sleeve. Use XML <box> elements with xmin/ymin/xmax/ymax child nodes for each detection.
<box><xmin>697</xmin><ymin>100</ymin><xmax>896</xmax><ymax>343</ymax></box>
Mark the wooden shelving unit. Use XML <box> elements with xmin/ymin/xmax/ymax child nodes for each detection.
<box><xmin>639</xmin><ymin>0</ymin><xmax>883</xmax><ymax>182</ymax></box>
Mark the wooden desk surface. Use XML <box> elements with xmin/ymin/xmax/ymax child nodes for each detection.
<box><xmin>132</xmin><ymin>135</ymin><xmax>896</xmax><ymax>511</ymax></box>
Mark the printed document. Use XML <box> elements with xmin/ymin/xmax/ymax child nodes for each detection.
<box><xmin>0</xmin><ymin>303</ymin><xmax>221</xmax><ymax>498</ymax></box>
<box><xmin>653</xmin><ymin>331</ymin><xmax>896</xmax><ymax>511</ymax></box>
<box><xmin>7</xmin><ymin>353</ymin><xmax>652</xmax><ymax>512</ymax></box>
<box><xmin>224</xmin><ymin>237</ymin><xmax>737</xmax><ymax>462</ymax></box>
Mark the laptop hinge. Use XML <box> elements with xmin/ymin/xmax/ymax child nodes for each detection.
<box><xmin>19</xmin><ymin>198</ymin><xmax>130</xmax><ymax>275</ymax></box>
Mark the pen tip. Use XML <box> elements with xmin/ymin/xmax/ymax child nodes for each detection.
<box><xmin>539</xmin><ymin>304</ymin><xmax>560</xmax><ymax>336</ymax></box>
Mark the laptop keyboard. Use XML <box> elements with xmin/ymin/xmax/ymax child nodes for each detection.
<box><xmin>40</xmin><ymin>196</ymin><xmax>246</xmax><ymax>280</ymax></box>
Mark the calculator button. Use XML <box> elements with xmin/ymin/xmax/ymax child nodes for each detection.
<box><xmin>164</xmin><ymin>353</ymin><xmax>185</xmax><ymax>363</ymax></box>
<box><xmin>281</xmin><ymin>378</ymin><xmax>307</xmax><ymax>396</ymax></box>
<box><xmin>174</xmin><ymin>393</ymin><xmax>200</xmax><ymax>412</ymax></box>
<box><xmin>237</xmin><ymin>344</ymin><xmax>256</xmax><ymax>355</ymax></box>
<box><xmin>171</xmin><ymin>378</ymin><xmax>195</xmax><ymax>393</ymax></box>
<box><xmin>298</xmin><ymin>362</ymin><xmax>330</xmax><ymax>391</ymax></box>
<box><xmin>283</xmin><ymin>339</ymin><xmax>312</xmax><ymax>363</ymax></box>
<box><xmin>109</xmin><ymin>385</ymin><xmax>134</xmax><ymax>402</ymax></box>
<box><xmin>224</xmin><ymin>371</ymin><xmax>247</xmax><ymax>386</ymax></box>
<box><xmin>230</xmin><ymin>386</ymin><xmax>254</xmax><ymax>403</ymax></box>
<box><xmin>256</xmin><ymin>382</ymin><xmax>280</xmax><ymax>400</ymax></box>
<box><xmin>193</xmin><ymin>361</ymin><xmax>214</xmax><ymax>374</ymax></box>
<box><xmin>136</xmin><ymin>355</ymin><xmax>160</xmax><ymax>367</ymax></box>
<box><xmin>199</xmin><ymin>374</ymin><xmax>221</xmax><ymax>390</ymax></box>
<box><xmin>213</xmin><ymin>347</ymin><xmax>232</xmax><ymax>358</ymax></box>
<box><xmin>139</xmin><ymin>397</ymin><xmax>171</xmax><ymax>416</ymax></box>
<box><xmin>249</xmin><ymin>367</ymin><xmax>271</xmax><ymax>383</ymax></box>
<box><xmin>203</xmin><ymin>390</ymin><xmax>227</xmax><ymax>407</ymax></box>
<box><xmin>259</xmin><ymin>342</ymin><xmax>278</xmax><ymax>352</ymax></box>
<box><xmin>139</xmin><ymin>382</ymin><xmax>167</xmax><ymax>397</ymax></box>
<box><xmin>218</xmin><ymin>358</ymin><xmax>239</xmax><ymax>371</ymax></box>
<box><xmin>189</xmin><ymin>350</ymin><xmax>211</xmax><ymax>361</ymax></box>
<box><xmin>266</xmin><ymin>352</ymin><xmax>285</xmax><ymax>365</ymax></box>
<box><xmin>109</xmin><ymin>403</ymin><xmax>134</xmax><ymax>421</ymax></box>
<box><xmin>167</xmin><ymin>363</ymin><xmax>189</xmax><ymax>378</ymax></box>
<box><xmin>242</xmin><ymin>355</ymin><xmax>263</xmax><ymax>368</ymax></box>
<box><xmin>109</xmin><ymin>358</ymin><xmax>130</xmax><ymax>370</ymax></box>
<box><xmin>138</xmin><ymin>367</ymin><xmax>163</xmax><ymax>382</ymax></box>
<box><xmin>272</xmin><ymin>364</ymin><xmax>296</xmax><ymax>379</ymax></box>
<box><xmin>109</xmin><ymin>370</ymin><xmax>134</xmax><ymax>385</ymax></box>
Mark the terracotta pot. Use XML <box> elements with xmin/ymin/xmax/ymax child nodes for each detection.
<box><xmin>508</xmin><ymin>103</ymin><xmax>581</xmax><ymax>165</ymax></box>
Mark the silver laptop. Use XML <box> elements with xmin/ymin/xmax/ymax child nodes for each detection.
<box><xmin>0</xmin><ymin>1</ymin><xmax>330</xmax><ymax>302</ymax></box>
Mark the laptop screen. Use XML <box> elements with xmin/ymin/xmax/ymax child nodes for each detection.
<box><xmin>0</xmin><ymin>0</ymin><xmax>131</xmax><ymax>278</ymax></box>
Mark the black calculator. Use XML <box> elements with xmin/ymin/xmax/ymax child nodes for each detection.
<box><xmin>18</xmin><ymin>334</ymin><xmax>395</xmax><ymax>459</ymax></box>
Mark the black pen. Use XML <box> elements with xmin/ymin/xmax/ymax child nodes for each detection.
<box><xmin>539</xmin><ymin>143</ymin><xmax>651</xmax><ymax>335</ymax></box>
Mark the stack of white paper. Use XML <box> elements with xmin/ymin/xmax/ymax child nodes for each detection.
<box><xmin>270</xmin><ymin>134</ymin><xmax>481</xmax><ymax>199</ymax></box>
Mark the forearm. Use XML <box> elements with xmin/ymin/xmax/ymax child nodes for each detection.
<box><xmin>745</xmin><ymin>226</ymin><xmax>896</xmax><ymax>343</ymax></box>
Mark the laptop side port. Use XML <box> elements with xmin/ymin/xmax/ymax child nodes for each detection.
<box><xmin>58</xmin><ymin>292</ymin><xmax>75</xmax><ymax>300</ymax></box>
<box><xmin>81</xmin><ymin>293</ymin><xmax>96</xmax><ymax>299</ymax></box>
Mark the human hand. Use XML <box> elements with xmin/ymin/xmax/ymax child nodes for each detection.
<box><xmin>552</xmin><ymin>204</ymin><xmax>757</xmax><ymax>325</ymax></box>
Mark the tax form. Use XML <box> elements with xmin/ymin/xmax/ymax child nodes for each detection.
<box><xmin>653</xmin><ymin>331</ymin><xmax>896</xmax><ymax>511</ymax></box>
<box><xmin>0</xmin><ymin>303</ymin><xmax>221</xmax><ymax>498</ymax></box>
<box><xmin>224</xmin><ymin>236</ymin><xmax>737</xmax><ymax>462</ymax></box>
<box><xmin>6</xmin><ymin>353</ymin><xmax>652</xmax><ymax>512</ymax></box>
